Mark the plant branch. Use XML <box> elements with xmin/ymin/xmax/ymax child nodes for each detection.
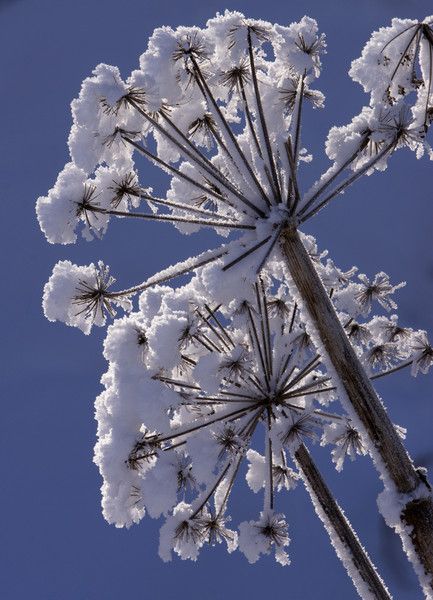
<box><xmin>281</xmin><ymin>225</ymin><xmax>433</xmax><ymax>589</ymax></box>
<box><xmin>294</xmin><ymin>444</ymin><xmax>392</xmax><ymax>600</ymax></box>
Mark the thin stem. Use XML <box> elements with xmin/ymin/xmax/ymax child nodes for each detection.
<box><xmin>388</xmin><ymin>26</ymin><xmax>420</xmax><ymax>83</ymax></box>
<box><xmin>292</xmin><ymin>72</ymin><xmax>305</xmax><ymax>164</ymax></box>
<box><xmin>140</xmin><ymin>191</ymin><xmax>236</xmax><ymax>221</ymax></box>
<box><xmin>299</xmin><ymin>135</ymin><xmax>369</xmax><ymax>217</ymax></box>
<box><xmin>190</xmin><ymin>56</ymin><xmax>271</xmax><ymax>211</ymax></box>
<box><xmin>193</xmin><ymin>332</ymin><xmax>221</xmax><ymax>353</ymax></box>
<box><xmin>193</xmin><ymin>395</ymin><xmax>258</xmax><ymax>403</ymax></box>
<box><xmin>238</xmin><ymin>78</ymin><xmax>265</xmax><ymax>161</ymax></box>
<box><xmin>222</xmin><ymin>236</ymin><xmax>272</xmax><ymax>272</ymax></box>
<box><xmin>255</xmin><ymin>282</ymin><xmax>271</xmax><ymax>381</ymax></box>
<box><xmin>276</xmin><ymin>349</ymin><xmax>294</xmax><ymax>388</ymax></box>
<box><xmin>106</xmin><ymin>245</ymin><xmax>228</xmax><ymax>299</ymax></box>
<box><xmin>289</xmin><ymin>302</ymin><xmax>298</xmax><ymax>334</ymax></box>
<box><xmin>294</xmin><ymin>444</ymin><xmax>391</xmax><ymax>600</ymax></box>
<box><xmin>381</xmin><ymin>22</ymin><xmax>419</xmax><ymax>53</ymax></box>
<box><xmin>215</xmin><ymin>408</ymin><xmax>264</xmax><ymax>517</ymax></box>
<box><xmin>190</xmin><ymin>461</ymin><xmax>232</xmax><ymax>519</ymax></box>
<box><xmin>370</xmin><ymin>359</ymin><xmax>412</xmax><ymax>380</ymax></box>
<box><xmin>92</xmin><ymin>205</ymin><xmax>254</xmax><ymax>231</ymax></box>
<box><xmin>236</xmin><ymin>75</ymin><xmax>278</xmax><ymax>198</ymax></box>
<box><xmin>282</xmin><ymin>402</ymin><xmax>342</xmax><ymax>422</ymax></box>
<box><xmin>155</xmin><ymin>376</ymin><xmax>201</xmax><ymax>390</ymax></box>
<box><xmin>285</xmin><ymin>137</ymin><xmax>301</xmax><ymax>216</ymax></box>
<box><xmin>281</xmin><ymin>354</ymin><xmax>321</xmax><ymax>394</ymax></box>
<box><xmin>247</xmin><ymin>28</ymin><xmax>281</xmax><ymax>202</ymax></box>
<box><xmin>204</xmin><ymin>304</ymin><xmax>235</xmax><ymax>348</ymax></box>
<box><xmin>298</xmin><ymin>140</ymin><xmax>397</xmax><ymax>223</ymax></box>
<box><xmin>195</xmin><ymin>308</ymin><xmax>232</xmax><ymax>351</ymax></box>
<box><xmin>282</xmin><ymin>386</ymin><xmax>335</xmax><ymax>400</ymax></box>
<box><xmin>220</xmin><ymin>390</ymin><xmax>261</xmax><ymax>400</ymax></box>
<box><xmin>282</xmin><ymin>373</ymin><xmax>331</xmax><ymax>396</ymax></box>
<box><xmin>122</xmin><ymin>135</ymin><xmax>234</xmax><ymax>209</ymax></box>
<box><xmin>153</xmin><ymin>404</ymin><xmax>255</xmax><ymax>444</ymax></box>
<box><xmin>255</xmin><ymin>222</ymin><xmax>285</xmax><ymax>274</ymax></box>
<box><xmin>425</xmin><ymin>36</ymin><xmax>433</xmax><ymax>129</ymax></box>
<box><xmin>128</xmin><ymin>98</ymin><xmax>258</xmax><ymax>216</ymax></box>
<box><xmin>266</xmin><ymin>409</ymin><xmax>274</xmax><ymax>510</ymax></box>
<box><xmin>247</xmin><ymin>304</ymin><xmax>270</xmax><ymax>390</ymax></box>
<box><xmin>259</xmin><ymin>279</ymin><xmax>273</xmax><ymax>379</ymax></box>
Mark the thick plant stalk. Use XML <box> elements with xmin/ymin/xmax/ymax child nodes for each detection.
<box><xmin>280</xmin><ymin>224</ymin><xmax>433</xmax><ymax>593</ymax></box>
<box><xmin>294</xmin><ymin>444</ymin><xmax>391</xmax><ymax>600</ymax></box>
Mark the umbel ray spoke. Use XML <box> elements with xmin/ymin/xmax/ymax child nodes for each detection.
<box><xmin>122</xmin><ymin>135</ymin><xmax>238</xmax><ymax>211</ymax></box>
<box><xmin>149</xmin><ymin>404</ymin><xmax>256</xmax><ymax>444</ymax></box>
<box><xmin>297</xmin><ymin>139</ymin><xmax>397</xmax><ymax>223</ymax></box>
<box><xmin>105</xmin><ymin>244</ymin><xmax>230</xmax><ymax>299</ymax></box>
<box><xmin>222</xmin><ymin>236</ymin><xmax>272</xmax><ymax>272</ymax></box>
<box><xmin>298</xmin><ymin>133</ymin><xmax>370</xmax><ymax>217</ymax></box>
<box><xmin>246</xmin><ymin>27</ymin><xmax>282</xmax><ymax>203</ymax></box>
<box><xmin>190</xmin><ymin>54</ymin><xmax>271</xmax><ymax>211</ymax></box>
<box><xmin>90</xmin><ymin>205</ymin><xmax>255</xmax><ymax>231</ymax></box>
<box><xmin>127</xmin><ymin>98</ymin><xmax>260</xmax><ymax>215</ymax></box>
<box><xmin>139</xmin><ymin>190</ymin><xmax>239</xmax><ymax>221</ymax></box>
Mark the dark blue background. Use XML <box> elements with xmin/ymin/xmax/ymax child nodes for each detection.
<box><xmin>1</xmin><ymin>1</ymin><xmax>432</xmax><ymax>598</ymax></box>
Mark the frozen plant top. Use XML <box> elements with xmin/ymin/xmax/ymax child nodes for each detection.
<box><xmin>93</xmin><ymin>243</ymin><xmax>431</xmax><ymax>564</ymax></box>
<box><xmin>37</xmin><ymin>12</ymin><xmax>433</xmax><ymax>321</ymax></box>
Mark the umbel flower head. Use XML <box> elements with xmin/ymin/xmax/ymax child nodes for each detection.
<box><xmin>36</xmin><ymin>12</ymin><xmax>432</xmax><ymax>306</ymax></box>
<box><xmin>94</xmin><ymin>255</ymin><xmax>428</xmax><ymax>564</ymax></box>
<box><xmin>35</xmin><ymin>12</ymin><xmax>433</xmax><ymax>592</ymax></box>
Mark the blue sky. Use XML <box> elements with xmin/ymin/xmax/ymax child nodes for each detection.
<box><xmin>1</xmin><ymin>1</ymin><xmax>432</xmax><ymax>598</ymax></box>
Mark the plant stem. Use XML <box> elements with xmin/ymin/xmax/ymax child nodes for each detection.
<box><xmin>294</xmin><ymin>444</ymin><xmax>391</xmax><ymax>600</ymax></box>
<box><xmin>280</xmin><ymin>224</ymin><xmax>433</xmax><ymax>591</ymax></box>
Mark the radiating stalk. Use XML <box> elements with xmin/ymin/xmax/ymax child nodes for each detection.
<box><xmin>299</xmin><ymin>134</ymin><xmax>369</xmax><ymax>216</ymax></box>
<box><xmin>247</xmin><ymin>28</ymin><xmax>281</xmax><ymax>202</ymax></box>
<box><xmin>190</xmin><ymin>56</ymin><xmax>271</xmax><ymax>210</ymax></box>
<box><xmin>297</xmin><ymin>140</ymin><xmax>396</xmax><ymax>223</ymax></box>
<box><xmin>107</xmin><ymin>245</ymin><xmax>229</xmax><ymax>298</ymax></box>
<box><xmin>139</xmin><ymin>191</ymin><xmax>237</xmax><ymax>221</ymax></box>
<box><xmin>122</xmin><ymin>135</ymin><xmax>238</xmax><ymax>211</ymax></box>
<box><xmin>128</xmin><ymin>98</ymin><xmax>260</xmax><ymax>215</ymax></box>
<box><xmin>91</xmin><ymin>205</ymin><xmax>254</xmax><ymax>230</ymax></box>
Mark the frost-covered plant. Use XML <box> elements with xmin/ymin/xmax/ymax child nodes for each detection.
<box><xmin>93</xmin><ymin>249</ymin><xmax>427</xmax><ymax>598</ymax></box>
<box><xmin>37</xmin><ymin>11</ymin><xmax>433</xmax><ymax>597</ymax></box>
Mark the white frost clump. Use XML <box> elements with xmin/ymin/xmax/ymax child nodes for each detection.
<box><xmin>238</xmin><ymin>511</ymin><xmax>290</xmax><ymax>566</ymax></box>
<box><xmin>36</xmin><ymin>163</ymin><xmax>88</xmax><ymax>244</ymax></box>
<box><xmin>37</xmin><ymin>162</ymin><xmax>141</xmax><ymax>245</ymax></box>
<box><xmin>321</xmin><ymin>421</ymin><xmax>367</xmax><ymax>472</ymax></box>
<box><xmin>350</xmin><ymin>18</ymin><xmax>433</xmax><ymax>112</ymax></box>
<box><xmin>69</xmin><ymin>63</ymin><xmax>141</xmax><ymax>174</ymax></box>
<box><xmin>410</xmin><ymin>331</ymin><xmax>433</xmax><ymax>376</ymax></box>
<box><xmin>43</xmin><ymin>260</ymin><xmax>131</xmax><ymax>334</ymax></box>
